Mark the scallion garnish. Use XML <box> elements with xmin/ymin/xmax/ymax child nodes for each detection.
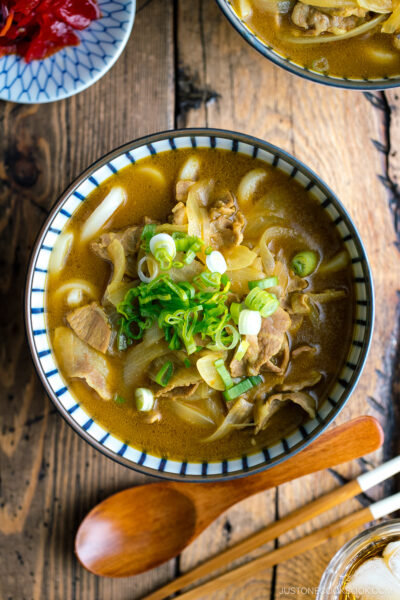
<box><xmin>215</xmin><ymin>324</ymin><xmax>240</xmax><ymax>350</ymax></box>
<box><xmin>155</xmin><ymin>361</ymin><xmax>174</xmax><ymax>387</ymax></box>
<box><xmin>114</xmin><ymin>394</ymin><xmax>126</xmax><ymax>404</ymax></box>
<box><xmin>233</xmin><ymin>339</ymin><xmax>249</xmax><ymax>362</ymax></box>
<box><xmin>184</xmin><ymin>249</ymin><xmax>196</xmax><ymax>264</ymax></box>
<box><xmin>117</xmin><ymin>273</ymin><xmax>234</xmax><ymax>356</ymax></box>
<box><xmin>291</xmin><ymin>251</ymin><xmax>318</xmax><ymax>277</ymax></box>
<box><xmin>245</xmin><ymin>287</ymin><xmax>279</xmax><ymax>318</ymax></box>
<box><xmin>172</xmin><ymin>260</ymin><xmax>184</xmax><ymax>269</ymax></box>
<box><xmin>248</xmin><ymin>375</ymin><xmax>263</xmax><ymax>387</ymax></box>
<box><xmin>173</xmin><ymin>233</ymin><xmax>205</xmax><ymax>265</ymax></box>
<box><xmin>214</xmin><ymin>358</ymin><xmax>233</xmax><ymax>389</ymax></box>
<box><xmin>238</xmin><ymin>309</ymin><xmax>262</xmax><ymax>335</ymax></box>
<box><xmin>140</xmin><ymin>223</ymin><xmax>157</xmax><ymax>252</ymax></box>
<box><xmin>135</xmin><ymin>388</ymin><xmax>154</xmax><ymax>411</ymax></box>
<box><xmin>248</xmin><ymin>276</ymin><xmax>279</xmax><ymax>290</ymax></box>
<box><xmin>223</xmin><ymin>375</ymin><xmax>262</xmax><ymax>401</ymax></box>
<box><xmin>230</xmin><ymin>302</ymin><xmax>242</xmax><ymax>324</ymax></box>
<box><xmin>155</xmin><ymin>247</ymin><xmax>173</xmax><ymax>270</ymax></box>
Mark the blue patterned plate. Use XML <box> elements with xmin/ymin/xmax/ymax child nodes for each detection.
<box><xmin>0</xmin><ymin>0</ymin><xmax>136</xmax><ymax>104</ymax></box>
<box><xmin>25</xmin><ymin>129</ymin><xmax>374</xmax><ymax>481</ymax></box>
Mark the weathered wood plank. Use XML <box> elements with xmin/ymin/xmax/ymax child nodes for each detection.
<box><xmin>0</xmin><ymin>2</ymin><xmax>175</xmax><ymax>599</ymax></box>
<box><xmin>177</xmin><ymin>1</ymin><xmax>400</xmax><ymax>598</ymax></box>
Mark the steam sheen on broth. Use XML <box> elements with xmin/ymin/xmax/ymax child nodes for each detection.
<box><xmin>46</xmin><ymin>148</ymin><xmax>354</xmax><ymax>462</ymax></box>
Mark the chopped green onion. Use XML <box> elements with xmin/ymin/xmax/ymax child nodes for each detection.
<box><xmin>223</xmin><ymin>379</ymin><xmax>253</xmax><ymax>401</ymax></box>
<box><xmin>230</xmin><ymin>302</ymin><xmax>242</xmax><ymax>324</ymax></box>
<box><xmin>291</xmin><ymin>251</ymin><xmax>318</xmax><ymax>277</ymax></box>
<box><xmin>193</xmin><ymin>271</ymin><xmax>221</xmax><ymax>290</ymax></box>
<box><xmin>172</xmin><ymin>261</ymin><xmax>184</xmax><ymax>269</ymax></box>
<box><xmin>173</xmin><ymin>234</ymin><xmax>204</xmax><ymax>255</ymax></box>
<box><xmin>233</xmin><ymin>339</ymin><xmax>249</xmax><ymax>362</ymax></box>
<box><xmin>117</xmin><ymin>272</ymin><xmax>234</xmax><ymax>358</ymax></box>
<box><xmin>179</xmin><ymin>282</ymin><xmax>196</xmax><ymax>299</ymax></box>
<box><xmin>215</xmin><ymin>324</ymin><xmax>240</xmax><ymax>350</ymax></box>
<box><xmin>248</xmin><ymin>375</ymin><xmax>262</xmax><ymax>387</ymax></box>
<box><xmin>223</xmin><ymin>375</ymin><xmax>262</xmax><ymax>401</ymax></box>
<box><xmin>184</xmin><ymin>358</ymin><xmax>191</xmax><ymax>368</ymax></box>
<box><xmin>238</xmin><ymin>309</ymin><xmax>262</xmax><ymax>335</ymax></box>
<box><xmin>135</xmin><ymin>388</ymin><xmax>154</xmax><ymax>411</ymax></box>
<box><xmin>184</xmin><ymin>249</ymin><xmax>196</xmax><ymax>264</ymax></box>
<box><xmin>206</xmin><ymin>250</ymin><xmax>227</xmax><ymax>275</ymax></box>
<box><xmin>138</xmin><ymin>255</ymin><xmax>159</xmax><ymax>283</ymax></box>
<box><xmin>221</xmin><ymin>273</ymin><xmax>230</xmax><ymax>287</ymax></box>
<box><xmin>150</xmin><ymin>233</ymin><xmax>176</xmax><ymax>259</ymax></box>
<box><xmin>155</xmin><ymin>247</ymin><xmax>173</xmax><ymax>270</ymax></box>
<box><xmin>140</xmin><ymin>224</ymin><xmax>156</xmax><ymax>251</ymax></box>
<box><xmin>248</xmin><ymin>277</ymin><xmax>279</xmax><ymax>290</ymax></box>
<box><xmin>114</xmin><ymin>394</ymin><xmax>126</xmax><ymax>404</ymax></box>
<box><xmin>155</xmin><ymin>361</ymin><xmax>174</xmax><ymax>387</ymax></box>
<box><xmin>245</xmin><ymin>287</ymin><xmax>279</xmax><ymax>318</ymax></box>
<box><xmin>205</xmin><ymin>246</ymin><xmax>213</xmax><ymax>255</ymax></box>
<box><xmin>214</xmin><ymin>358</ymin><xmax>234</xmax><ymax>389</ymax></box>
<box><xmin>168</xmin><ymin>331</ymin><xmax>182</xmax><ymax>351</ymax></box>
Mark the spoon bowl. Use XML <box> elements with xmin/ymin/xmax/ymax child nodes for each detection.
<box><xmin>77</xmin><ymin>485</ymin><xmax>197</xmax><ymax>577</ymax></box>
<box><xmin>76</xmin><ymin>416</ymin><xmax>383</xmax><ymax>578</ymax></box>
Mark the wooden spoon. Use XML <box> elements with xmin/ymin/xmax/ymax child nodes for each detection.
<box><xmin>75</xmin><ymin>416</ymin><xmax>383</xmax><ymax>578</ymax></box>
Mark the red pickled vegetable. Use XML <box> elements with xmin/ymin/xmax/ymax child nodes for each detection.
<box><xmin>0</xmin><ymin>10</ymin><xmax>13</xmax><ymax>36</ymax></box>
<box><xmin>0</xmin><ymin>0</ymin><xmax>101</xmax><ymax>62</ymax></box>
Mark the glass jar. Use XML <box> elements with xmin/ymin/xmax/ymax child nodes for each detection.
<box><xmin>317</xmin><ymin>520</ymin><xmax>400</xmax><ymax>600</ymax></box>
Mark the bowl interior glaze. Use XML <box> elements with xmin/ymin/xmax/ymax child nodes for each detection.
<box><xmin>25</xmin><ymin>129</ymin><xmax>374</xmax><ymax>481</ymax></box>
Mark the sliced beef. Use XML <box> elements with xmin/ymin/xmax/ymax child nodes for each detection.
<box><xmin>54</xmin><ymin>327</ymin><xmax>112</xmax><ymax>400</ymax></box>
<box><xmin>91</xmin><ymin>225</ymin><xmax>142</xmax><ymax>277</ymax></box>
<box><xmin>230</xmin><ymin>307</ymin><xmax>291</xmax><ymax>377</ymax></box>
<box><xmin>172</xmin><ymin>201</ymin><xmax>188</xmax><ymax>225</ymax></box>
<box><xmin>176</xmin><ymin>180</ymin><xmax>195</xmax><ymax>203</ymax></box>
<box><xmin>250</xmin><ymin>308</ymin><xmax>291</xmax><ymax>375</ymax></box>
<box><xmin>291</xmin><ymin>2</ymin><xmax>365</xmax><ymax>35</ymax></box>
<box><xmin>209</xmin><ymin>191</ymin><xmax>245</xmax><ymax>250</ymax></box>
<box><xmin>254</xmin><ymin>392</ymin><xmax>316</xmax><ymax>434</ymax></box>
<box><xmin>230</xmin><ymin>356</ymin><xmax>247</xmax><ymax>378</ymax></box>
<box><xmin>66</xmin><ymin>302</ymin><xmax>111</xmax><ymax>354</ymax></box>
<box><xmin>155</xmin><ymin>367</ymin><xmax>202</xmax><ymax>399</ymax></box>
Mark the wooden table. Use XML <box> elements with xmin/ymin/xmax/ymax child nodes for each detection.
<box><xmin>1</xmin><ymin>1</ymin><xmax>400</xmax><ymax>598</ymax></box>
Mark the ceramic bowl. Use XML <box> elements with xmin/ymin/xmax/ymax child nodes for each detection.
<box><xmin>25</xmin><ymin>128</ymin><xmax>374</xmax><ymax>481</ymax></box>
<box><xmin>0</xmin><ymin>0</ymin><xmax>136</xmax><ymax>104</ymax></box>
<box><xmin>215</xmin><ymin>0</ymin><xmax>400</xmax><ymax>90</ymax></box>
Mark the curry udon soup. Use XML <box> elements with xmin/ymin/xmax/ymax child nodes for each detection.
<box><xmin>232</xmin><ymin>0</ymin><xmax>400</xmax><ymax>79</ymax></box>
<box><xmin>46</xmin><ymin>148</ymin><xmax>354</xmax><ymax>462</ymax></box>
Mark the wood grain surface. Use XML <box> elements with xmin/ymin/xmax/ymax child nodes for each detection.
<box><xmin>1</xmin><ymin>0</ymin><xmax>400</xmax><ymax>599</ymax></box>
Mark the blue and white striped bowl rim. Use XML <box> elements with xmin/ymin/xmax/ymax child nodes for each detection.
<box><xmin>215</xmin><ymin>0</ymin><xmax>400</xmax><ymax>91</ymax></box>
<box><xmin>0</xmin><ymin>0</ymin><xmax>136</xmax><ymax>104</ymax></box>
<box><xmin>25</xmin><ymin>129</ymin><xmax>374</xmax><ymax>481</ymax></box>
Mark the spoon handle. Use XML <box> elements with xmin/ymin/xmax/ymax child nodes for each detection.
<box><xmin>177</xmin><ymin>417</ymin><xmax>383</xmax><ymax>522</ymax></box>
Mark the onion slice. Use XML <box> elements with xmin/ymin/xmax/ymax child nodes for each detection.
<box><xmin>48</xmin><ymin>232</ymin><xmax>73</xmax><ymax>274</ymax></box>
<box><xmin>81</xmin><ymin>187</ymin><xmax>126</xmax><ymax>242</ymax></box>
<box><xmin>283</xmin><ymin>14</ymin><xmax>385</xmax><ymax>44</ymax></box>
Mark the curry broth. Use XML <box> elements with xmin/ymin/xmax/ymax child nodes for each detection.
<box><xmin>232</xmin><ymin>1</ymin><xmax>400</xmax><ymax>79</ymax></box>
<box><xmin>46</xmin><ymin>148</ymin><xmax>354</xmax><ymax>462</ymax></box>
